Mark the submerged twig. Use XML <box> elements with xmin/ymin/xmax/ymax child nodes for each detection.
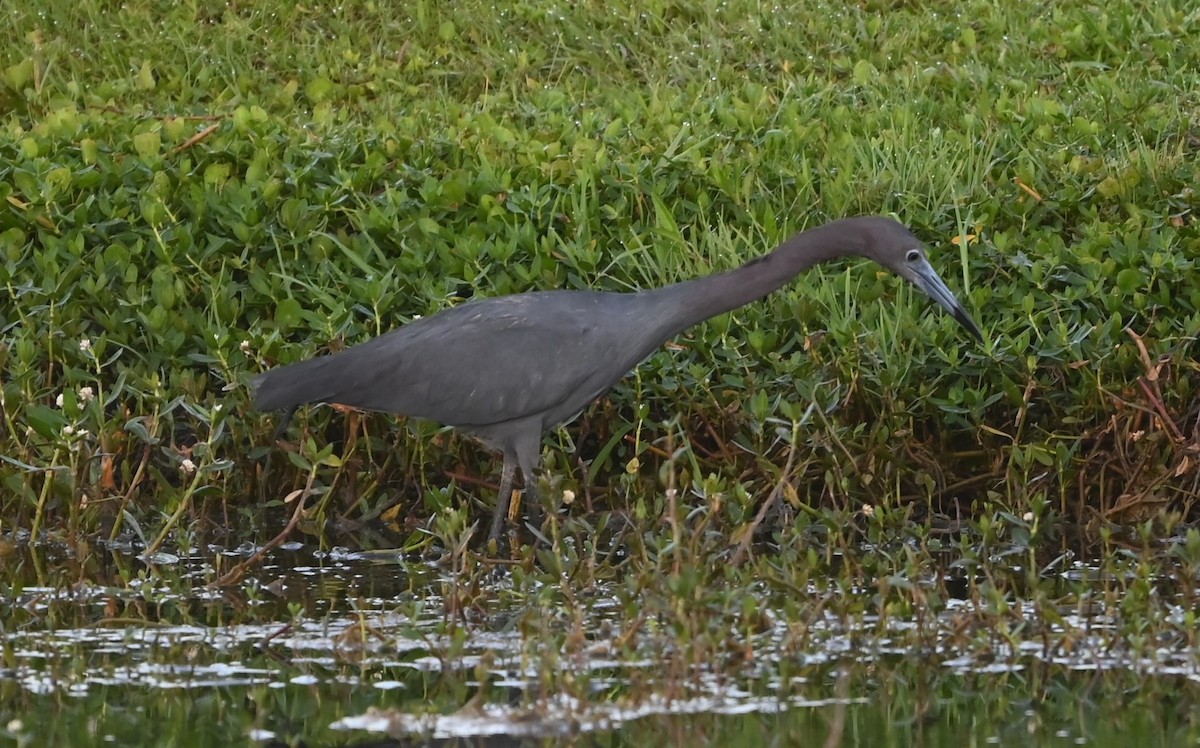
<box><xmin>209</xmin><ymin>469</ymin><xmax>316</xmax><ymax>588</ymax></box>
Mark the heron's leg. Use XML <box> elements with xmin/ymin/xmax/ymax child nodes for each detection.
<box><xmin>514</xmin><ymin>432</ymin><xmax>544</xmax><ymax>536</ymax></box>
<box><xmin>489</xmin><ymin>458</ymin><xmax>517</xmax><ymax>543</ymax></box>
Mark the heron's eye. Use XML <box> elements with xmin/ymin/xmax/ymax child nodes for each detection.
<box><xmin>905</xmin><ymin>249</ymin><xmax>921</xmax><ymax>263</ymax></box>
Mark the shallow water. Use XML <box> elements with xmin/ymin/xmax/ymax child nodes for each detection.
<box><xmin>2</xmin><ymin>535</ymin><xmax>1200</xmax><ymax>746</ymax></box>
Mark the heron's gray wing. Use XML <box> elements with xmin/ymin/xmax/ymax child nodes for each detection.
<box><xmin>272</xmin><ymin>291</ymin><xmax>648</xmax><ymax>429</ymax></box>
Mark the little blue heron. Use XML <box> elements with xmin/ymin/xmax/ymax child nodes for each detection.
<box><xmin>253</xmin><ymin>216</ymin><xmax>982</xmax><ymax>541</ymax></box>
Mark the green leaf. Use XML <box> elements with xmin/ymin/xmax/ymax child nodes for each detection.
<box><xmin>416</xmin><ymin>216</ymin><xmax>440</xmax><ymax>235</ymax></box>
<box><xmin>26</xmin><ymin>405</ymin><xmax>67</xmax><ymax>440</ymax></box>
<box><xmin>80</xmin><ymin>138</ymin><xmax>98</xmax><ymax>164</ymax></box>
<box><xmin>132</xmin><ymin>130</ymin><xmax>161</xmax><ymax>161</ymax></box>
<box><xmin>3</xmin><ymin>59</ymin><xmax>33</xmax><ymax>90</ymax></box>
<box><xmin>852</xmin><ymin>59</ymin><xmax>876</xmax><ymax>86</ymax></box>
<box><xmin>305</xmin><ymin>76</ymin><xmax>334</xmax><ymax>103</ymax></box>
<box><xmin>204</xmin><ymin>163</ymin><xmax>231</xmax><ymax>186</ymax></box>
<box><xmin>135</xmin><ymin>60</ymin><xmax>156</xmax><ymax>90</ymax></box>
<box><xmin>1116</xmin><ymin>269</ymin><xmax>1142</xmax><ymax>294</ymax></box>
<box><xmin>124</xmin><ymin>417</ymin><xmax>160</xmax><ymax>445</ymax></box>
<box><xmin>275</xmin><ymin>297</ymin><xmax>303</xmax><ymax>326</ymax></box>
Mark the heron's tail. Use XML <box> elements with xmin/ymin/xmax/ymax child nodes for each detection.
<box><xmin>251</xmin><ymin>355</ymin><xmax>343</xmax><ymax>412</ymax></box>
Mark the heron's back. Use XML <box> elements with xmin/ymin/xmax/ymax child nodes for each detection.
<box><xmin>252</xmin><ymin>289</ymin><xmax>674</xmax><ymax>433</ymax></box>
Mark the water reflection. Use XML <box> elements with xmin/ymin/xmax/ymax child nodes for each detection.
<box><xmin>2</xmin><ymin>538</ymin><xmax>1200</xmax><ymax>746</ymax></box>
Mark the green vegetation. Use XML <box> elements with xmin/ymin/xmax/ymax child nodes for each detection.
<box><xmin>1</xmin><ymin>0</ymin><xmax>1198</xmax><ymax>545</ymax></box>
<box><xmin>7</xmin><ymin>4</ymin><xmax>1200</xmax><ymax>742</ymax></box>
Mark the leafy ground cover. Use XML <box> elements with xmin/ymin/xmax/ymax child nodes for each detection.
<box><xmin>1</xmin><ymin>0</ymin><xmax>1198</xmax><ymax>548</ymax></box>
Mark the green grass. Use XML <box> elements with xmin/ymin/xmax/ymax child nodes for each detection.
<box><xmin>1</xmin><ymin>0</ymin><xmax>1198</xmax><ymax>543</ymax></box>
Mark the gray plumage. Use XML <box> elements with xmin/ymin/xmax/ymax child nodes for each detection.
<box><xmin>253</xmin><ymin>216</ymin><xmax>983</xmax><ymax>541</ymax></box>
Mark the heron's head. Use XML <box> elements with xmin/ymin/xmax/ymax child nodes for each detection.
<box><xmin>854</xmin><ymin>217</ymin><xmax>983</xmax><ymax>342</ymax></box>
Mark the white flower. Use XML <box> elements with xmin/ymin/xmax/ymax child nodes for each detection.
<box><xmin>562</xmin><ymin>489</ymin><xmax>576</xmax><ymax>505</ymax></box>
<box><xmin>56</xmin><ymin>393</ymin><xmax>65</xmax><ymax>408</ymax></box>
<box><xmin>79</xmin><ymin>338</ymin><xmax>92</xmax><ymax>351</ymax></box>
<box><xmin>1022</xmin><ymin>511</ymin><xmax>1034</xmax><ymax>523</ymax></box>
<box><xmin>79</xmin><ymin>386</ymin><xmax>95</xmax><ymax>403</ymax></box>
<box><xmin>861</xmin><ymin>504</ymin><xmax>875</xmax><ymax>518</ymax></box>
<box><xmin>212</xmin><ymin>403</ymin><xmax>222</xmax><ymax>413</ymax></box>
<box><xmin>240</xmin><ymin>340</ymin><xmax>253</xmax><ymax>354</ymax></box>
<box><xmin>180</xmin><ymin>458</ymin><xmax>197</xmax><ymax>474</ymax></box>
<box><xmin>7</xmin><ymin>719</ymin><xmax>23</xmax><ymax>732</ymax></box>
<box><xmin>63</xmin><ymin>424</ymin><xmax>74</xmax><ymax>435</ymax></box>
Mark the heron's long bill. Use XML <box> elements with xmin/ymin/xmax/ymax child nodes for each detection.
<box><xmin>911</xmin><ymin>259</ymin><xmax>984</xmax><ymax>341</ymax></box>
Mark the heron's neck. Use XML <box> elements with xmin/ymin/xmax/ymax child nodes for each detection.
<box><xmin>651</xmin><ymin>224</ymin><xmax>854</xmax><ymax>337</ymax></box>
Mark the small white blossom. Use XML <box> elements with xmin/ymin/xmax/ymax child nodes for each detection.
<box><xmin>1022</xmin><ymin>511</ymin><xmax>1034</xmax><ymax>523</ymax></box>
<box><xmin>79</xmin><ymin>338</ymin><xmax>92</xmax><ymax>351</ymax></box>
<box><xmin>180</xmin><ymin>458</ymin><xmax>197</xmax><ymax>474</ymax></box>
<box><xmin>63</xmin><ymin>424</ymin><xmax>74</xmax><ymax>435</ymax></box>
<box><xmin>861</xmin><ymin>504</ymin><xmax>875</xmax><ymax>518</ymax></box>
<box><xmin>79</xmin><ymin>386</ymin><xmax>95</xmax><ymax>403</ymax></box>
<box><xmin>56</xmin><ymin>393</ymin><xmax>65</xmax><ymax>408</ymax></box>
<box><xmin>562</xmin><ymin>489</ymin><xmax>576</xmax><ymax>505</ymax></box>
<box><xmin>240</xmin><ymin>340</ymin><xmax>253</xmax><ymax>354</ymax></box>
<box><xmin>212</xmin><ymin>403</ymin><xmax>223</xmax><ymax>413</ymax></box>
<box><xmin>7</xmin><ymin>719</ymin><xmax>23</xmax><ymax>732</ymax></box>
<box><xmin>80</xmin><ymin>493</ymin><xmax>90</xmax><ymax>509</ymax></box>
